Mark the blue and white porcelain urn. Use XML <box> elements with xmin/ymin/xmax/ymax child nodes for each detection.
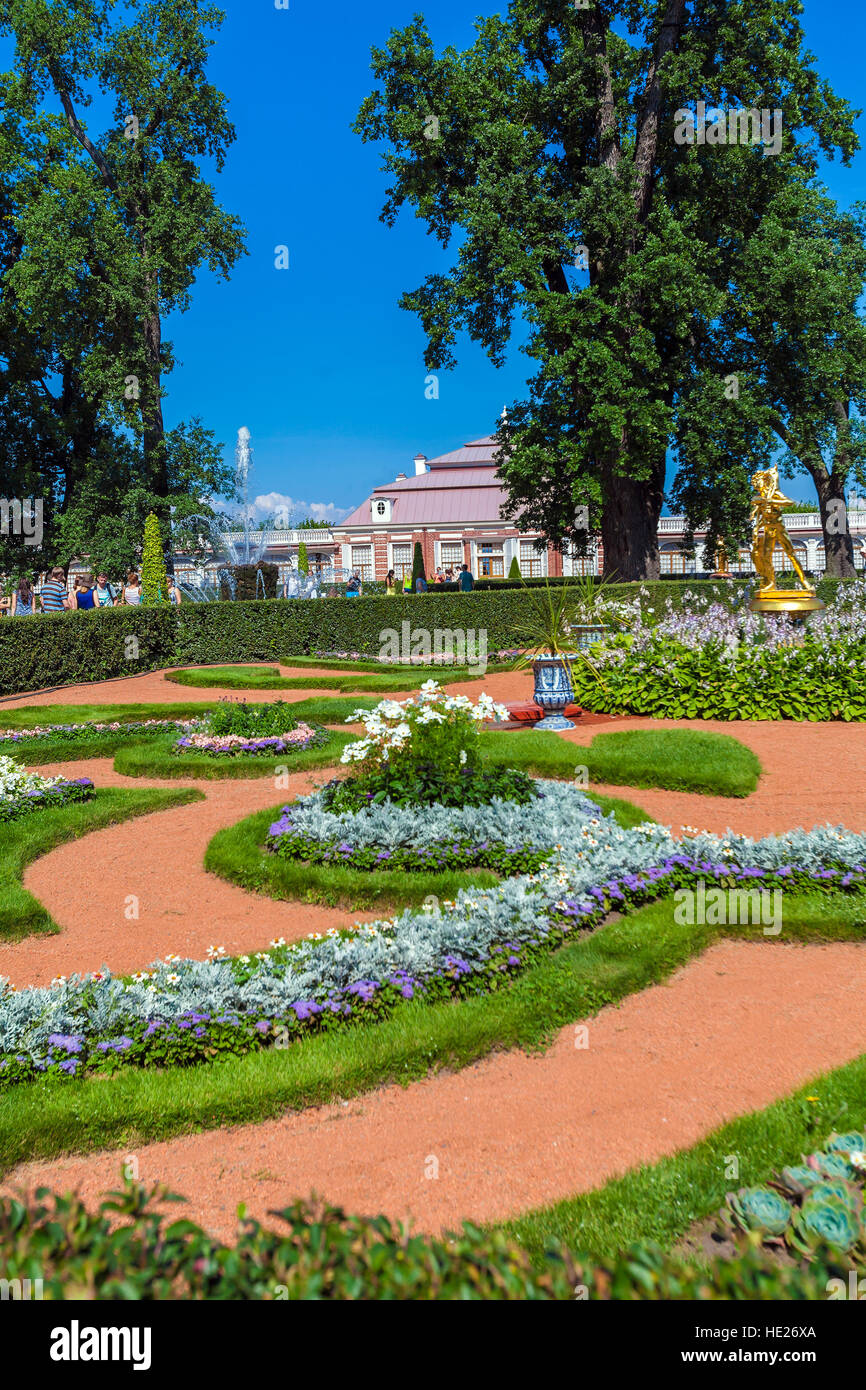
<box><xmin>532</xmin><ymin>654</ymin><xmax>577</xmax><ymax>730</ymax></box>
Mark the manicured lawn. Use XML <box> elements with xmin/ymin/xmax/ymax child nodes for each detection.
<box><xmin>112</xmin><ymin>729</ymin><xmax>353</xmax><ymax>781</ymax></box>
<box><xmin>165</xmin><ymin>665</ymin><xmax>494</xmax><ymax>694</ymax></box>
<box><xmin>204</xmin><ymin>791</ymin><xmax>651</xmax><ymax>910</ymax></box>
<box><xmin>1</xmin><ymin>889</ymin><xmax>862</xmax><ymax>1172</ymax></box>
<box><xmin>0</xmin><ymin>701</ymin><xmax>210</xmax><ymax>728</ymax></box>
<box><xmin>502</xmin><ymin>1053</ymin><xmax>866</xmax><ymax>1263</ymax></box>
<box><xmin>482</xmin><ymin>727</ymin><xmax>762</xmax><ymax>797</ymax></box>
<box><xmin>0</xmin><ymin>787</ymin><xmax>204</xmax><ymax>941</ymax></box>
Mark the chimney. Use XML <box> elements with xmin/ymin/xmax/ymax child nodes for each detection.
<box><xmin>414</xmin><ymin>453</ymin><xmax>429</xmax><ymax>476</ymax></box>
<box><xmin>395</xmin><ymin>472</ymin><xmax>407</xmax><ymax>481</ymax></box>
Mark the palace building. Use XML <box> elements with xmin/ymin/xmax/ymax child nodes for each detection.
<box><xmin>174</xmin><ymin>428</ymin><xmax>866</xmax><ymax>588</ymax></box>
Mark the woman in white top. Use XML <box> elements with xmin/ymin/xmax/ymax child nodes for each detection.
<box><xmin>122</xmin><ymin>571</ymin><xmax>142</xmax><ymax>605</ymax></box>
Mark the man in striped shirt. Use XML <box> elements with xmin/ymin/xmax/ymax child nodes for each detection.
<box><xmin>40</xmin><ymin>567</ymin><xmax>69</xmax><ymax>613</ymax></box>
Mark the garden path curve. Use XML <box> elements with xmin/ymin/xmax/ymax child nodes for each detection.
<box><xmin>5</xmin><ymin>940</ymin><xmax>866</xmax><ymax>1241</ymax></box>
<box><xmin>3</xmin><ymin>669</ymin><xmax>866</xmax><ymax>1239</ymax></box>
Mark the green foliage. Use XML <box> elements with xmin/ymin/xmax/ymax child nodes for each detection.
<box><xmin>205</xmin><ymin>700</ymin><xmax>300</xmax><ymax>738</ymax></box>
<box><xmin>3</xmin><ymin>1178</ymin><xmax>857</xmax><ymax>1301</ymax></box>
<box><xmin>0</xmin><ymin>581</ymin><xmax>853</xmax><ymax>702</ymax></box>
<box><xmin>571</xmin><ymin>634</ymin><xmax>866</xmax><ymax>722</ymax></box>
<box><xmin>323</xmin><ymin>764</ymin><xmax>535</xmax><ymax>812</ymax></box>
<box><xmin>411</xmin><ymin>540</ymin><xmax>425</xmax><ymax>586</ymax></box>
<box><xmin>0</xmin><ymin>608</ymin><xmax>176</xmax><ymax>697</ymax></box>
<box><xmin>229</xmin><ymin>564</ymin><xmax>279</xmax><ymax>601</ymax></box>
<box><xmin>0</xmin><ymin>3</ymin><xmax>245</xmax><ymax>547</ymax></box>
<box><xmin>140</xmin><ymin>512</ymin><xmax>168</xmax><ymax>605</ymax></box>
<box><xmin>355</xmin><ymin>3</ymin><xmax>859</xmax><ymax>578</ymax></box>
<box><xmin>297</xmin><ymin>541</ymin><xmax>309</xmax><ymax>575</ymax></box>
<box><xmin>508</xmin><ymin>555</ymin><xmax>521</xmax><ymax>579</ymax></box>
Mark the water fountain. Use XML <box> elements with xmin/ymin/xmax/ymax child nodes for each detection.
<box><xmin>172</xmin><ymin>427</ymin><xmax>339</xmax><ymax>602</ymax></box>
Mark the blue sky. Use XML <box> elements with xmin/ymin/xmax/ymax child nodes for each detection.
<box><xmin>28</xmin><ymin>1</ymin><xmax>866</xmax><ymax>517</ymax></box>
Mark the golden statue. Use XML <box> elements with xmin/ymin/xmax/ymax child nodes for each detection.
<box><xmin>748</xmin><ymin>468</ymin><xmax>824</xmax><ymax>616</ymax></box>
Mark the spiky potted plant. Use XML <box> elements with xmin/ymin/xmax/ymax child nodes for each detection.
<box><xmin>512</xmin><ymin>582</ymin><xmax>602</xmax><ymax>730</ymax></box>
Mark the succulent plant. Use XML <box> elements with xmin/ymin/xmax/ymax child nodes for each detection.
<box><xmin>726</xmin><ymin>1186</ymin><xmax>792</xmax><ymax>1238</ymax></box>
<box><xmin>777</xmin><ymin>1164</ymin><xmax>824</xmax><ymax>1197</ymax></box>
<box><xmin>814</xmin><ymin>1151</ymin><xmax>862</xmax><ymax>1181</ymax></box>
<box><xmin>789</xmin><ymin>1197</ymin><xmax>862</xmax><ymax>1256</ymax></box>
<box><xmin>806</xmin><ymin>1180</ymin><xmax>863</xmax><ymax>1215</ymax></box>
<box><xmin>825</xmin><ymin>1131</ymin><xmax>866</xmax><ymax>1156</ymax></box>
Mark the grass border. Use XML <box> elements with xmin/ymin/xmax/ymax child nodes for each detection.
<box><xmin>501</xmin><ymin>1053</ymin><xmax>866</xmax><ymax>1264</ymax></box>
<box><xmin>1</xmin><ymin>889</ymin><xmax>863</xmax><ymax>1174</ymax></box>
<box><xmin>111</xmin><ymin>729</ymin><xmax>353</xmax><ymax>781</ymax></box>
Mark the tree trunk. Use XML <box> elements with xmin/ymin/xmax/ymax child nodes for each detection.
<box><xmin>142</xmin><ymin>299</ymin><xmax>168</xmax><ymax>501</ymax></box>
<box><xmin>809</xmin><ymin>465</ymin><xmax>856</xmax><ymax>578</ymax></box>
<box><xmin>600</xmin><ymin>457</ymin><xmax>664</xmax><ymax>580</ymax></box>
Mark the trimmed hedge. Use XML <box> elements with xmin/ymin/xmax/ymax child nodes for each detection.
<box><xmin>0</xmin><ymin>608</ymin><xmax>176</xmax><ymax>697</ymax></box>
<box><xmin>0</xmin><ymin>579</ymin><xmax>858</xmax><ymax>698</ymax></box>
<box><xmin>173</xmin><ymin>593</ymin><xmax>531</xmax><ymax>665</ymax></box>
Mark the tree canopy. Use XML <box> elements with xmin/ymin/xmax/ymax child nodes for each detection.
<box><xmin>355</xmin><ymin>0</ymin><xmax>861</xmax><ymax>579</ymax></box>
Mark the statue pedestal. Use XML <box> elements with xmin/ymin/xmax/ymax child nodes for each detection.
<box><xmin>749</xmin><ymin>591</ymin><xmax>825</xmax><ymax>620</ymax></box>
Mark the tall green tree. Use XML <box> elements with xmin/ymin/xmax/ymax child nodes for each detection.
<box><xmin>674</xmin><ymin>179</ymin><xmax>866</xmax><ymax>577</ymax></box>
<box><xmin>355</xmin><ymin>1</ymin><xmax>857</xmax><ymax>579</ymax></box>
<box><xmin>0</xmin><ymin>0</ymin><xmax>246</xmax><ymax>510</ymax></box>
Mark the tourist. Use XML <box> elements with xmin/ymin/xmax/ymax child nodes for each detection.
<box><xmin>385</xmin><ymin>569</ymin><xmax>399</xmax><ymax>596</ymax></box>
<box><xmin>402</xmin><ymin>572</ymin><xmax>413</xmax><ymax>595</ymax></box>
<box><xmin>345</xmin><ymin>571</ymin><xmax>362</xmax><ymax>597</ymax></box>
<box><xmin>415</xmin><ymin>574</ymin><xmax>428</xmax><ymax>593</ymax></box>
<box><xmin>458</xmin><ymin>563</ymin><xmax>475</xmax><ymax>593</ymax></box>
<box><xmin>94</xmin><ymin>573</ymin><xmax>116</xmax><ymax>607</ymax></box>
<box><xmin>433</xmin><ymin>568</ymin><xmax>445</xmax><ymax>585</ymax></box>
<box><xmin>121</xmin><ymin>571</ymin><xmax>142</xmax><ymax>605</ymax></box>
<box><xmin>40</xmin><ymin>566</ymin><xmax>69</xmax><ymax>614</ymax></box>
<box><xmin>10</xmin><ymin>576</ymin><xmax>39</xmax><ymax>617</ymax></box>
<box><xmin>167</xmin><ymin>577</ymin><xmax>183</xmax><ymax>606</ymax></box>
<box><xmin>444</xmin><ymin>566</ymin><xmax>454</xmax><ymax>583</ymax></box>
<box><xmin>72</xmin><ymin>573</ymin><xmax>97</xmax><ymax>610</ymax></box>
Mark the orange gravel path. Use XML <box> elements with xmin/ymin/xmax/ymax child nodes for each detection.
<box><xmin>3</xmin><ymin>666</ymin><xmax>866</xmax><ymax>1240</ymax></box>
<box><xmin>0</xmin><ymin>759</ymin><xmax>385</xmax><ymax>989</ymax></box>
<box><xmin>6</xmin><ymin>941</ymin><xmax>865</xmax><ymax>1241</ymax></box>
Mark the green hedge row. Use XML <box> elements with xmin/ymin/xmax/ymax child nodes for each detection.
<box><xmin>0</xmin><ymin>608</ymin><xmax>177</xmax><ymax>696</ymax></box>
<box><xmin>0</xmin><ymin>579</ymin><xmax>858</xmax><ymax>697</ymax></box>
<box><xmin>173</xmin><ymin>592</ymin><xmax>527</xmax><ymax>667</ymax></box>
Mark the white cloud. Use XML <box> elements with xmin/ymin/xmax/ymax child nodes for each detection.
<box><xmin>248</xmin><ymin>493</ymin><xmax>352</xmax><ymax>527</ymax></box>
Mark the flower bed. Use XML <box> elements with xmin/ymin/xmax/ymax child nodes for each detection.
<box><xmin>573</xmin><ymin>580</ymin><xmax>866</xmax><ymax>721</ymax></box>
<box><xmin>266</xmin><ymin>780</ymin><xmax>603</xmax><ymax>873</ymax></box>
<box><xmin>2</xmin><ymin>817</ymin><xmax>865</xmax><ymax>1089</ymax></box>
<box><xmin>0</xmin><ymin>757</ymin><xmax>94</xmax><ymax>824</ymax></box>
<box><xmin>0</xmin><ymin>719</ymin><xmax>203</xmax><ymax>750</ymax></box>
<box><xmin>174</xmin><ymin>722</ymin><xmax>326</xmax><ymax>758</ymax></box>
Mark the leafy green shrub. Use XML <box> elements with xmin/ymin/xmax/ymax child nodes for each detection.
<box><xmin>205</xmin><ymin>699</ymin><xmax>300</xmax><ymax>738</ymax></box>
<box><xmin>140</xmin><ymin>512</ymin><xmax>168</xmax><ymax>606</ymax></box>
<box><xmin>322</xmin><ymin>764</ymin><xmax>536</xmax><ymax>812</ymax></box>
<box><xmin>1</xmin><ymin>1180</ymin><xmax>860</xmax><ymax>1300</ymax></box>
<box><xmin>572</xmin><ymin>636</ymin><xmax>866</xmax><ymax>721</ymax></box>
<box><xmin>0</xmin><ymin>608</ymin><xmax>178</xmax><ymax>697</ymax></box>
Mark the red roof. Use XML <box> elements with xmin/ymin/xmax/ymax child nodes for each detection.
<box><xmin>340</xmin><ymin>436</ymin><xmax>511</xmax><ymax>528</ymax></box>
